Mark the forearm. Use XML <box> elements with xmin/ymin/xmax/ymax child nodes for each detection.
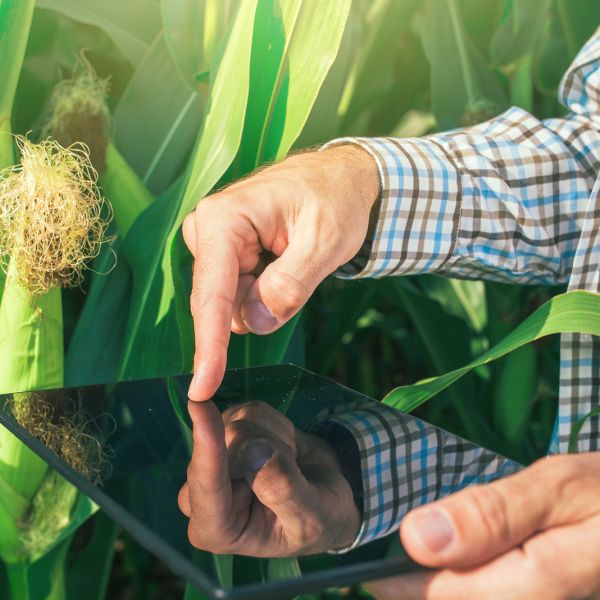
<box><xmin>328</xmin><ymin>28</ymin><xmax>600</xmax><ymax>286</ymax></box>
<box><xmin>329</xmin><ymin>107</ymin><xmax>597</xmax><ymax>286</ymax></box>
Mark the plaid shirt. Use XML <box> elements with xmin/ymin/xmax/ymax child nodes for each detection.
<box><xmin>318</xmin><ymin>27</ymin><xmax>600</xmax><ymax>551</ymax></box>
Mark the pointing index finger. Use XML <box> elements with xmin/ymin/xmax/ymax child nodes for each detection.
<box><xmin>188</xmin><ymin>204</ymin><xmax>241</xmax><ymax>401</ymax></box>
<box><xmin>186</xmin><ymin>401</ymin><xmax>234</xmax><ymax>540</ymax></box>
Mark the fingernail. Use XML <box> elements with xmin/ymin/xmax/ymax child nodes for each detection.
<box><xmin>243</xmin><ymin>302</ymin><xmax>277</xmax><ymax>334</ymax></box>
<box><xmin>408</xmin><ymin>508</ymin><xmax>454</xmax><ymax>553</ymax></box>
<box><xmin>240</xmin><ymin>439</ymin><xmax>273</xmax><ymax>473</ymax></box>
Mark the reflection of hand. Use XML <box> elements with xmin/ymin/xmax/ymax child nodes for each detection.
<box><xmin>182</xmin><ymin>145</ymin><xmax>379</xmax><ymax>401</ymax></box>
<box><xmin>178</xmin><ymin>400</ymin><xmax>360</xmax><ymax>556</ymax></box>
<box><xmin>366</xmin><ymin>455</ymin><xmax>600</xmax><ymax>600</ymax></box>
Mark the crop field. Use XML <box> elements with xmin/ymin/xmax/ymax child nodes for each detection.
<box><xmin>0</xmin><ymin>0</ymin><xmax>599</xmax><ymax>598</ymax></box>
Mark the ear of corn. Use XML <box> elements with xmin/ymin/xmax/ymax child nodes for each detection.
<box><xmin>42</xmin><ymin>59</ymin><xmax>153</xmax><ymax>238</ymax></box>
<box><xmin>0</xmin><ymin>268</ymin><xmax>63</xmax><ymax>394</ymax></box>
<box><xmin>0</xmin><ymin>136</ymin><xmax>108</xmax><ymax>593</ymax></box>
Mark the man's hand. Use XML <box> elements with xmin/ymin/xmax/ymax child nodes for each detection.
<box><xmin>182</xmin><ymin>145</ymin><xmax>379</xmax><ymax>401</ymax></box>
<box><xmin>178</xmin><ymin>400</ymin><xmax>360</xmax><ymax>556</ymax></box>
<box><xmin>366</xmin><ymin>454</ymin><xmax>600</xmax><ymax>600</ymax></box>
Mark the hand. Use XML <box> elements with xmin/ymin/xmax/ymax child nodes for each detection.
<box><xmin>366</xmin><ymin>454</ymin><xmax>600</xmax><ymax>600</ymax></box>
<box><xmin>182</xmin><ymin>145</ymin><xmax>379</xmax><ymax>400</ymax></box>
<box><xmin>178</xmin><ymin>400</ymin><xmax>360</xmax><ymax>556</ymax></box>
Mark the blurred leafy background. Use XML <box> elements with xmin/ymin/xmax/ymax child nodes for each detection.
<box><xmin>1</xmin><ymin>0</ymin><xmax>600</xmax><ymax>598</ymax></box>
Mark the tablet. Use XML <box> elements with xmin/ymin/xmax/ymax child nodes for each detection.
<box><xmin>0</xmin><ymin>364</ymin><xmax>434</xmax><ymax>599</ymax></box>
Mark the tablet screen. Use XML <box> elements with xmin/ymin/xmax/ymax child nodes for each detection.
<box><xmin>0</xmin><ymin>365</ymin><xmax>424</xmax><ymax>600</ymax></box>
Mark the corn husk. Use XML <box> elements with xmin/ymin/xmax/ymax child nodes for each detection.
<box><xmin>0</xmin><ymin>138</ymin><xmax>107</xmax><ymax>567</ymax></box>
<box><xmin>43</xmin><ymin>60</ymin><xmax>153</xmax><ymax>237</ymax></box>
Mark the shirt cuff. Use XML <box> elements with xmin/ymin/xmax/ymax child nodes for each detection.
<box><xmin>322</xmin><ymin>137</ymin><xmax>463</xmax><ymax>279</ymax></box>
<box><xmin>311</xmin><ymin>400</ymin><xmax>521</xmax><ymax>553</ymax></box>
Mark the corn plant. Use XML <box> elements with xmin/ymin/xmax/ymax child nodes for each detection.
<box><xmin>1</xmin><ymin>0</ymin><xmax>600</xmax><ymax>598</ymax></box>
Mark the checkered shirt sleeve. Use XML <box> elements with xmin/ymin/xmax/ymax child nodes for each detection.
<box><xmin>317</xmin><ymin>26</ymin><xmax>600</xmax><ymax>550</ymax></box>
<box><xmin>312</xmin><ymin>399</ymin><xmax>520</xmax><ymax>552</ymax></box>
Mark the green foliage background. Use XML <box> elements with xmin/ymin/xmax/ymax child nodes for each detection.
<box><xmin>1</xmin><ymin>0</ymin><xmax>600</xmax><ymax>598</ymax></box>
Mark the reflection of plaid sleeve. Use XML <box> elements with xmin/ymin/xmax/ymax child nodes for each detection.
<box><xmin>312</xmin><ymin>400</ymin><xmax>520</xmax><ymax>552</ymax></box>
<box><xmin>314</xmin><ymin>27</ymin><xmax>600</xmax><ymax>550</ymax></box>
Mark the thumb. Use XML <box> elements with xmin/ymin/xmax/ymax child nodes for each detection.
<box><xmin>400</xmin><ymin>459</ymin><xmax>569</xmax><ymax>569</ymax></box>
<box><xmin>241</xmin><ymin>234</ymin><xmax>333</xmax><ymax>334</ymax></box>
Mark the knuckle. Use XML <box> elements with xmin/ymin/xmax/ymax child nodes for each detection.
<box><xmin>264</xmin><ymin>269</ymin><xmax>308</xmax><ymax>315</ymax></box>
<box><xmin>187</xmin><ymin>524</ymin><xmax>207</xmax><ymax>551</ymax></box>
<box><xmin>195</xmin><ymin>193</ymin><xmax>240</xmax><ymax>222</ymax></box>
<box><xmin>534</xmin><ymin>455</ymin><xmax>597</xmax><ymax>497</ymax></box>
<box><xmin>187</xmin><ymin>522</ymin><xmax>238</xmax><ymax>555</ymax></box>
<box><xmin>463</xmin><ymin>484</ymin><xmax>512</xmax><ymax>544</ymax></box>
<box><xmin>190</xmin><ymin>290</ymin><xmax>233</xmax><ymax>320</ymax></box>
<box><xmin>256</xmin><ymin>455</ymin><xmax>297</xmax><ymax>506</ymax></box>
<box><xmin>195</xmin><ymin>194</ymin><xmax>223</xmax><ymax>215</ymax></box>
<box><xmin>227</xmin><ymin>400</ymin><xmax>270</xmax><ymax>423</ymax></box>
<box><xmin>223</xmin><ymin>420</ymin><xmax>254</xmax><ymax>449</ymax></box>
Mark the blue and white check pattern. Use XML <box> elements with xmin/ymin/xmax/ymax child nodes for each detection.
<box><xmin>319</xmin><ymin>27</ymin><xmax>600</xmax><ymax>550</ymax></box>
<box><xmin>314</xmin><ymin>401</ymin><xmax>520</xmax><ymax>552</ymax></box>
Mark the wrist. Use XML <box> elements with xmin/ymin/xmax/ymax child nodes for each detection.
<box><xmin>310</xmin><ymin>424</ymin><xmax>363</xmax><ymax>550</ymax></box>
<box><xmin>322</xmin><ymin>143</ymin><xmax>380</xmax><ymax>216</ymax></box>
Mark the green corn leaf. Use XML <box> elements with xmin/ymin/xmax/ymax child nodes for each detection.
<box><xmin>492</xmin><ymin>344</ymin><xmax>537</xmax><ymax>448</ymax></box>
<box><xmin>338</xmin><ymin>0</ymin><xmax>422</xmax><ymax>136</ymax></box>
<box><xmin>384</xmin><ymin>290</ymin><xmax>600</xmax><ymax>414</ymax></box>
<box><xmin>0</xmin><ymin>0</ymin><xmax>35</xmax><ymax>166</ymax></box>
<box><xmin>100</xmin><ymin>143</ymin><xmax>153</xmax><ymax>238</ymax></box>
<box><xmin>569</xmin><ymin>404</ymin><xmax>600</xmax><ymax>453</ymax></box>
<box><xmin>418</xmin><ymin>276</ymin><xmax>487</xmax><ymax>335</ymax></box>
<box><xmin>119</xmin><ymin>180</ymin><xmax>188</xmax><ymax>379</ymax></box>
<box><xmin>534</xmin><ymin>0</ymin><xmax>600</xmax><ymax>95</ymax></box>
<box><xmin>0</xmin><ymin>428</ymin><xmax>48</xmax><ymax>501</ymax></box>
<box><xmin>229</xmin><ymin>0</ymin><xmax>351</xmax><ymax>368</ymax></box>
<box><xmin>228</xmin><ymin>314</ymin><xmax>302</xmax><ymax>370</ymax></box>
<box><xmin>63</xmin><ymin>144</ymin><xmax>151</xmax><ymax>387</ymax></box>
<box><xmin>420</xmin><ymin>0</ymin><xmax>506</xmax><ymax>128</ymax></box>
<box><xmin>66</xmin><ymin>512</ymin><xmax>119</xmax><ymax>600</ymax></box>
<box><xmin>294</xmin><ymin>1</ymin><xmax>362</xmax><ymax>146</ymax></box>
<box><xmin>6</xmin><ymin>534</ymin><xmax>72</xmax><ymax>600</ymax></box>
<box><xmin>213</xmin><ymin>553</ymin><xmax>233</xmax><ymax>589</ymax></box>
<box><xmin>65</xmin><ymin>238</ymin><xmax>131</xmax><ymax>386</ymax></box>
<box><xmin>118</xmin><ymin>0</ymin><xmax>258</xmax><ymax>380</ymax></box>
<box><xmin>260</xmin><ymin>0</ymin><xmax>351</xmax><ymax>163</ymax></box>
<box><xmin>308</xmin><ymin>281</ymin><xmax>376</xmax><ymax>376</ymax></box>
<box><xmin>266</xmin><ymin>556</ymin><xmax>303</xmax><ymax>584</ymax></box>
<box><xmin>390</xmin><ymin>278</ymin><xmax>507</xmax><ymax>451</ymax></box>
<box><xmin>0</xmin><ymin>470</ymin><xmax>31</xmax><ymax>564</ymax></box>
<box><xmin>112</xmin><ymin>33</ymin><xmax>205</xmax><ymax>195</ymax></box>
<box><xmin>236</xmin><ymin>0</ymin><xmax>351</xmax><ymax>173</ymax></box>
<box><xmin>509</xmin><ymin>55</ymin><xmax>534</xmax><ymax>111</ymax></box>
<box><xmin>490</xmin><ymin>0</ymin><xmax>552</xmax><ymax>67</ymax></box>
<box><xmin>0</xmin><ymin>473</ymin><xmax>29</xmax><ymax>521</ymax></box>
<box><xmin>36</xmin><ymin>0</ymin><xmax>161</xmax><ymax>67</ymax></box>
<box><xmin>161</xmin><ymin>0</ymin><xmax>236</xmax><ymax>90</ymax></box>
